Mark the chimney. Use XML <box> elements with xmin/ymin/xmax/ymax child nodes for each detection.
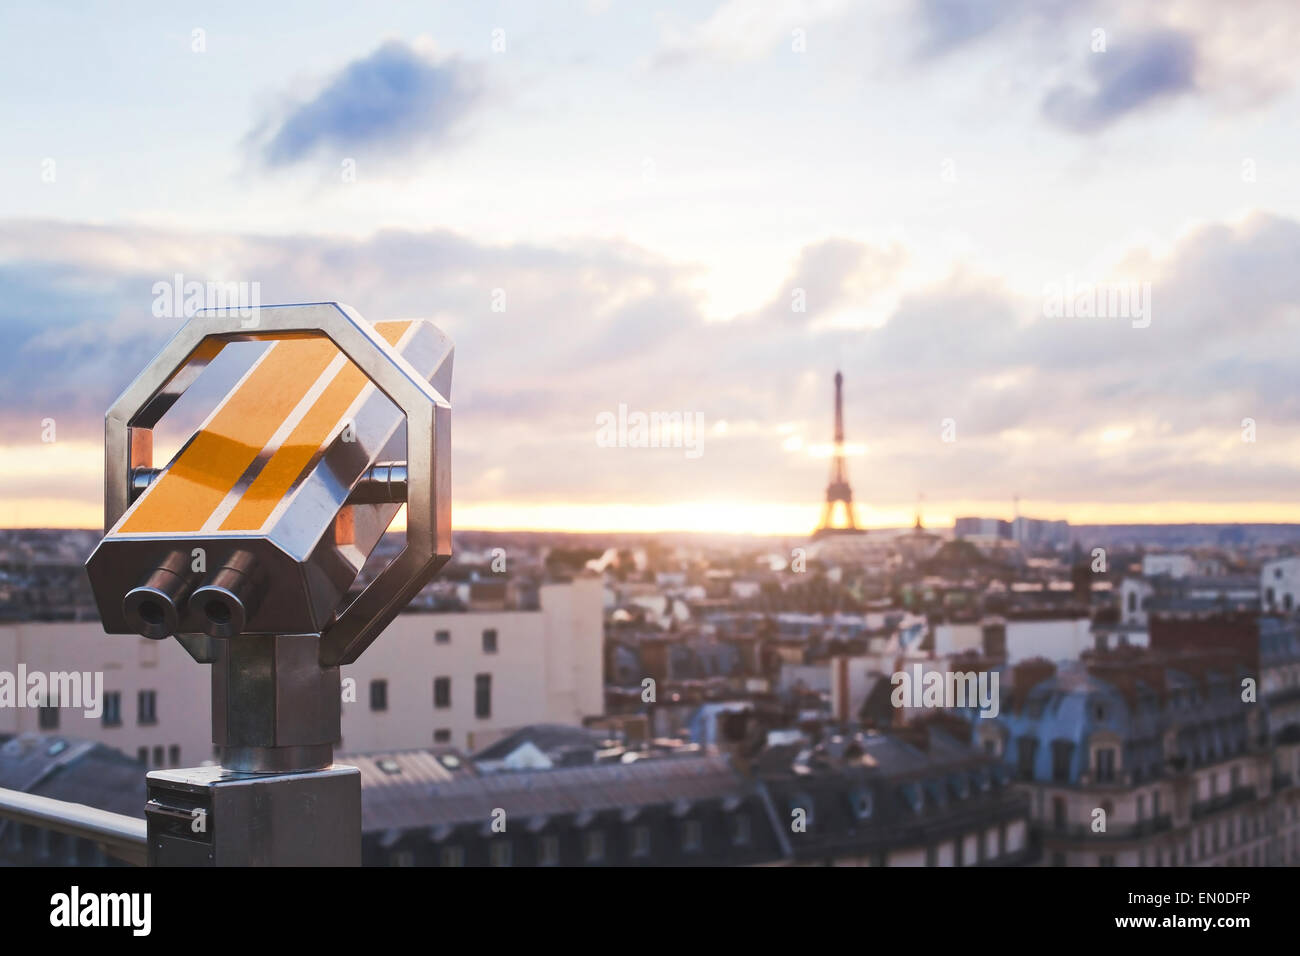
<box><xmin>1010</xmin><ymin>658</ymin><xmax>1057</xmax><ymax>712</ymax></box>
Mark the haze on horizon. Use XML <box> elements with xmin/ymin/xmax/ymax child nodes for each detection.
<box><xmin>3</xmin><ymin>1</ymin><xmax>1300</xmax><ymax>536</ymax></box>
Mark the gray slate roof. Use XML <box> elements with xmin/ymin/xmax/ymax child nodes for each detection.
<box><xmin>357</xmin><ymin>752</ymin><xmax>753</xmax><ymax>832</ymax></box>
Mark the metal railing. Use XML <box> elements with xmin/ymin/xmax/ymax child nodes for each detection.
<box><xmin>0</xmin><ymin>786</ymin><xmax>146</xmax><ymax>866</ymax></box>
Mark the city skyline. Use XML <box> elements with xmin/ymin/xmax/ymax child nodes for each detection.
<box><xmin>4</xmin><ymin>2</ymin><xmax>1300</xmax><ymax>534</ymax></box>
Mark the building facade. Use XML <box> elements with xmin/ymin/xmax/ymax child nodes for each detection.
<box><xmin>1261</xmin><ymin>557</ymin><xmax>1300</xmax><ymax>614</ymax></box>
<box><xmin>974</xmin><ymin>626</ymin><xmax>1300</xmax><ymax>866</ymax></box>
<box><xmin>759</xmin><ymin>724</ymin><xmax>1032</xmax><ymax>866</ymax></box>
<box><xmin>358</xmin><ymin>750</ymin><xmax>790</xmax><ymax>867</ymax></box>
<box><xmin>0</xmin><ymin>577</ymin><xmax>603</xmax><ymax>765</ymax></box>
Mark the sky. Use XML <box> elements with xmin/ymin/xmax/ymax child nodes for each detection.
<box><xmin>2</xmin><ymin>0</ymin><xmax>1300</xmax><ymax>534</ymax></box>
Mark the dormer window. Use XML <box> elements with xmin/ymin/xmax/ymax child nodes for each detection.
<box><xmin>949</xmin><ymin>773</ymin><xmax>970</xmax><ymax>800</ymax></box>
<box><xmin>1095</xmin><ymin>747</ymin><xmax>1117</xmax><ymax>783</ymax></box>
<box><xmin>900</xmin><ymin>783</ymin><xmax>924</xmax><ymax>813</ymax></box>
<box><xmin>848</xmin><ymin>788</ymin><xmax>874</xmax><ymax>820</ymax></box>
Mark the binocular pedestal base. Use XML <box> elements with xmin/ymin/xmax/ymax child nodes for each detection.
<box><xmin>145</xmin><ymin>633</ymin><xmax>358</xmax><ymax>865</ymax></box>
<box><xmin>212</xmin><ymin>634</ymin><xmax>341</xmax><ymax>773</ymax></box>
<box><xmin>145</xmin><ymin>765</ymin><xmax>361</xmax><ymax>866</ymax></box>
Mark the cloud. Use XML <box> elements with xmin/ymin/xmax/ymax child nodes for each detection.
<box><xmin>656</xmin><ymin>0</ymin><xmax>851</xmax><ymax>65</ymax></box>
<box><xmin>252</xmin><ymin>40</ymin><xmax>484</xmax><ymax>166</ymax></box>
<box><xmin>1042</xmin><ymin>30</ymin><xmax>1197</xmax><ymax>132</ymax></box>
<box><xmin>2</xmin><ymin>213</ymin><xmax>1300</xmax><ymax>514</ymax></box>
<box><xmin>746</xmin><ymin>239</ymin><xmax>905</xmax><ymax>324</ymax></box>
<box><xmin>912</xmin><ymin>0</ymin><xmax>1033</xmax><ymax>57</ymax></box>
<box><xmin>0</xmin><ymin>223</ymin><xmax>706</xmax><ymax>504</ymax></box>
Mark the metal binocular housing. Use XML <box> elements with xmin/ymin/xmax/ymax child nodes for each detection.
<box><xmin>84</xmin><ymin>302</ymin><xmax>452</xmax><ymax>775</ymax></box>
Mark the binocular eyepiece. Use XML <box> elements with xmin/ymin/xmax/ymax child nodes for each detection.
<box><xmin>122</xmin><ymin>551</ymin><xmax>191</xmax><ymax>640</ymax></box>
<box><xmin>190</xmin><ymin>551</ymin><xmax>260</xmax><ymax>638</ymax></box>
<box><xmin>86</xmin><ymin>304</ymin><xmax>452</xmax><ymax>660</ymax></box>
<box><xmin>121</xmin><ymin>550</ymin><xmax>262</xmax><ymax>640</ymax></box>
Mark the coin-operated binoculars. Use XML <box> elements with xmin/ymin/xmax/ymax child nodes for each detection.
<box><xmin>84</xmin><ymin>303</ymin><xmax>451</xmax><ymax>865</ymax></box>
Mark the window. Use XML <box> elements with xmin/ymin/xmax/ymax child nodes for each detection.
<box><xmin>489</xmin><ymin>840</ymin><xmax>512</xmax><ymax>867</ymax></box>
<box><xmin>102</xmin><ymin>692</ymin><xmax>122</xmax><ymax>727</ymax></box>
<box><xmin>1137</xmin><ymin>794</ymin><xmax>1146</xmax><ymax>821</ymax></box>
<box><xmin>440</xmin><ymin>845</ymin><xmax>465</xmax><ymax>867</ymax></box>
<box><xmin>433</xmin><ymin>729</ymin><xmax>451</xmax><ymax>744</ymax></box>
<box><xmin>849</xmin><ymin>787</ymin><xmax>874</xmax><ymax>819</ymax></box>
<box><xmin>1052</xmin><ymin>796</ymin><xmax>1067</xmax><ymax>832</ymax></box>
<box><xmin>731</xmin><ymin>814</ymin><xmax>752</xmax><ymax>847</ymax></box>
<box><xmin>482</xmin><ymin>628</ymin><xmax>498</xmax><ymax>654</ymax></box>
<box><xmin>583</xmin><ymin>830</ymin><xmax>605</xmax><ymax>863</ymax></box>
<box><xmin>1231</xmin><ymin>766</ymin><xmax>1241</xmax><ymax>790</ymax></box>
<box><xmin>168</xmin><ymin>745</ymin><xmax>180</xmax><ymax>766</ymax></box>
<box><xmin>900</xmin><ymin>783</ymin><xmax>924</xmax><ymax>814</ymax></box>
<box><xmin>538</xmin><ymin>835</ymin><xmax>560</xmax><ymax>866</ymax></box>
<box><xmin>434</xmin><ymin>677</ymin><xmax>451</xmax><ymax>709</ymax></box>
<box><xmin>965</xmin><ymin>769</ymin><xmax>989</xmax><ymax>801</ymax></box>
<box><xmin>475</xmin><ymin>673</ymin><xmax>492</xmax><ymax>719</ymax></box>
<box><xmin>1050</xmin><ymin>740</ymin><xmax>1074</xmax><ymax>783</ymax></box>
<box><xmin>370</xmin><ymin>679</ymin><xmax>388</xmax><ymax>712</ymax></box>
<box><xmin>137</xmin><ymin>747</ymin><xmax>147</xmax><ymax>765</ymax></box>
<box><xmin>435</xmin><ymin>629</ymin><xmax>450</xmax><ymax>645</ymax></box>
<box><xmin>1016</xmin><ymin>738</ymin><xmax>1038</xmax><ymax>780</ymax></box>
<box><xmin>1095</xmin><ymin>747</ymin><xmax>1116</xmax><ymax>783</ymax></box>
<box><xmin>631</xmin><ymin>825</ymin><xmax>651</xmax><ymax>858</ymax></box>
<box><xmin>138</xmin><ymin>690</ymin><xmax>157</xmax><ymax>726</ymax></box>
<box><xmin>152</xmin><ymin>746</ymin><xmax>164</xmax><ymax>767</ymax></box>
<box><xmin>1153</xmin><ymin>790</ymin><xmax>1162</xmax><ymax>817</ymax></box>
<box><xmin>38</xmin><ymin>703</ymin><xmax>59</xmax><ymax>730</ymax></box>
<box><xmin>682</xmin><ymin>819</ymin><xmax>703</xmax><ymax>853</ymax></box>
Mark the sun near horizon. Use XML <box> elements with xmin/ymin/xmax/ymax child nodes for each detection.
<box><xmin>8</xmin><ymin>494</ymin><xmax>1300</xmax><ymax>537</ymax></box>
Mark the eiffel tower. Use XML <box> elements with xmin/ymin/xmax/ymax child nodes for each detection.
<box><xmin>812</xmin><ymin>371</ymin><xmax>866</xmax><ymax>539</ymax></box>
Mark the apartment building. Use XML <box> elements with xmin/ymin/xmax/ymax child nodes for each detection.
<box><xmin>934</xmin><ymin>614</ymin><xmax>1095</xmax><ymax>664</ymax></box>
<box><xmin>0</xmin><ymin>576</ymin><xmax>603</xmax><ymax>765</ymax></box>
<box><xmin>341</xmin><ymin>578</ymin><xmax>603</xmax><ymax>752</ymax></box>
<box><xmin>357</xmin><ymin>748</ymin><xmax>789</xmax><ymax>867</ymax></box>
<box><xmin>1118</xmin><ymin>573</ymin><xmax>1258</xmax><ymax>630</ymax></box>
<box><xmin>1261</xmin><ymin>556</ymin><xmax>1300</xmax><ymax>613</ymax></box>
<box><xmin>0</xmin><ymin>620</ymin><xmax>205</xmax><ymax>770</ymax></box>
<box><xmin>974</xmin><ymin>616</ymin><xmax>1300</xmax><ymax>866</ymax></box>
<box><xmin>758</xmin><ymin>722</ymin><xmax>1032</xmax><ymax>866</ymax></box>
